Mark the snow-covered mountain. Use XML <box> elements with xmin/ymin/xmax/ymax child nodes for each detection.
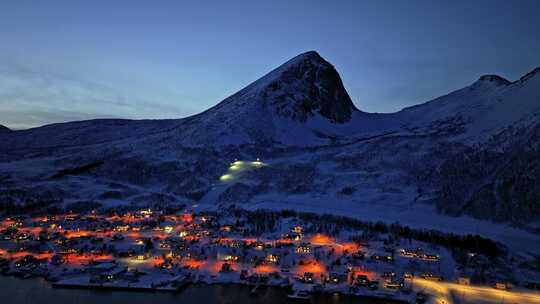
<box><xmin>1</xmin><ymin>51</ymin><xmax>539</xmax><ymax>253</ymax></box>
<box><xmin>208</xmin><ymin>51</ymin><xmax>359</xmax><ymax>123</ymax></box>
<box><xmin>3</xmin><ymin>51</ymin><xmax>537</xmax><ymax>150</ymax></box>
<box><xmin>160</xmin><ymin>51</ymin><xmax>398</xmax><ymax>147</ymax></box>
<box><xmin>399</xmin><ymin>67</ymin><xmax>540</xmax><ymax>141</ymax></box>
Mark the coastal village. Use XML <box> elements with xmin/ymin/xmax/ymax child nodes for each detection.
<box><xmin>1</xmin><ymin>207</ymin><xmax>539</xmax><ymax>304</ymax></box>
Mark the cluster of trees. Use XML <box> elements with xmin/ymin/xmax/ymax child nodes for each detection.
<box><xmin>0</xmin><ymin>197</ymin><xmax>63</xmax><ymax>216</ymax></box>
<box><xmin>436</xmin><ymin>123</ymin><xmax>540</xmax><ymax>224</ymax></box>
<box><xmin>406</xmin><ymin>122</ymin><xmax>540</xmax><ymax>226</ymax></box>
<box><xmin>238</xmin><ymin>209</ymin><xmax>279</xmax><ymax>234</ymax></box>
<box><xmin>391</xmin><ymin>225</ymin><xmax>500</xmax><ymax>258</ymax></box>
<box><xmin>220</xmin><ymin>208</ymin><xmax>503</xmax><ymax>258</ymax></box>
<box><xmin>51</xmin><ymin>161</ymin><xmax>104</xmax><ymax>179</ymax></box>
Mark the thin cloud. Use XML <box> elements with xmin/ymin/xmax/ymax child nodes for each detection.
<box><xmin>0</xmin><ymin>60</ymin><xmax>187</xmax><ymax>129</ymax></box>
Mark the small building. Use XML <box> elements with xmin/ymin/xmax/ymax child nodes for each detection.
<box><xmin>421</xmin><ymin>254</ymin><xmax>440</xmax><ymax>261</ymax></box>
<box><xmin>494</xmin><ymin>282</ymin><xmax>512</xmax><ymax>290</ymax></box>
<box><xmin>292</xmin><ymin>226</ymin><xmax>303</xmax><ymax>234</ymax></box>
<box><xmin>134</xmin><ymin>252</ymin><xmax>151</xmax><ymax>261</ymax></box>
<box><xmin>100</xmin><ymin>267</ymin><xmax>126</xmax><ymax>282</ymax></box>
<box><xmin>265</xmin><ymin>254</ymin><xmax>279</xmax><ymax>264</ymax></box>
<box><xmin>301</xmin><ymin>272</ymin><xmax>314</xmax><ymax>283</ymax></box>
<box><xmin>296</xmin><ymin>244</ymin><xmax>311</xmax><ymax>254</ymax></box>
<box><xmin>355</xmin><ymin>275</ymin><xmax>370</xmax><ymax>286</ymax></box>
<box><xmin>421</xmin><ymin>273</ymin><xmax>443</xmax><ymax>281</ymax></box>
<box><xmin>327</xmin><ymin>272</ymin><xmax>346</xmax><ymax>284</ymax></box>
<box><xmin>384</xmin><ymin>279</ymin><xmax>404</xmax><ymax>289</ymax></box>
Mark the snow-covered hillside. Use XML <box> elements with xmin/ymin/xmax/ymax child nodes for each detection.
<box><xmin>1</xmin><ymin>51</ymin><xmax>539</xmax><ymax>253</ymax></box>
<box><xmin>399</xmin><ymin>68</ymin><xmax>540</xmax><ymax>142</ymax></box>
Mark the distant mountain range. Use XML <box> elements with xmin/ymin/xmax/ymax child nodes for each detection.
<box><xmin>1</xmin><ymin>51</ymin><xmax>539</xmax><ymax>249</ymax></box>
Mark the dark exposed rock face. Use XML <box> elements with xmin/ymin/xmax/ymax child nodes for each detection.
<box><xmin>0</xmin><ymin>125</ymin><xmax>11</xmax><ymax>133</ymax></box>
<box><xmin>262</xmin><ymin>51</ymin><xmax>359</xmax><ymax>123</ymax></box>
<box><xmin>216</xmin><ymin>51</ymin><xmax>359</xmax><ymax>124</ymax></box>
<box><xmin>477</xmin><ymin>74</ymin><xmax>511</xmax><ymax>86</ymax></box>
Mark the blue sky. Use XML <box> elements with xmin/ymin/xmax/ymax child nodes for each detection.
<box><xmin>1</xmin><ymin>0</ymin><xmax>539</xmax><ymax>129</ymax></box>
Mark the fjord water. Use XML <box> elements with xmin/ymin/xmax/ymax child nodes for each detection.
<box><xmin>1</xmin><ymin>276</ymin><xmax>401</xmax><ymax>304</ymax></box>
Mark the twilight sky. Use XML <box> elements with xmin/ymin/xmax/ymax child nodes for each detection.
<box><xmin>1</xmin><ymin>0</ymin><xmax>539</xmax><ymax>129</ymax></box>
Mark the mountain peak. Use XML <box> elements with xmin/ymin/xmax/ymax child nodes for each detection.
<box><xmin>291</xmin><ymin>50</ymin><xmax>323</xmax><ymax>60</ymax></box>
<box><xmin>220</xmin><ymin>51</ymin><xmax>359</xmax><ymax>123</ymax></box>
<box><xmin>475</xmin><ymin>74</ymin><xmax>511</xmax><ymax>86</ymax></box>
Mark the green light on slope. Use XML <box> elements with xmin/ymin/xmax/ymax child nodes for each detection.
<box><xmin>219</xmin><ymin>159</ymin><xmax>268</xmax><ymax>183</ymax></box>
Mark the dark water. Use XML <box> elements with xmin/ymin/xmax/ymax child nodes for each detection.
<box><xmin>1</xmin><ymin>276</ymin><xmax>400</xmax><ymax>304</ymax></box>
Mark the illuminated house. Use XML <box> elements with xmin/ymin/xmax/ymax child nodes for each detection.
<box><xmin>254</xmin><ymin>242</ymin><xmax>265</xmax><ymax>250</ymax></box>
<box><xmin>327</xmin><ymin>272</ymin><xmax>345</xmax><ymax>284</ymax></box>
<box><xmin>292</xmin><ymin>226</ymin><xmax>303</xmax><ymax>234</ymax></box>
<box><xmin>219</xmin><ymin>225</ymin><xmax>232</xmax><ymax>232</ymax></box>
<box><xmin>296</xmin><ymin>243</ymin><xmax>311</xmax><ymax>254</ymax></box>
<box><xmin>265</xmin><ymin>254</ymin><xmax>279</xmax><ymax>264</ymax></box>
<box><xmin>421</xmin><ymin>254</ymin><xmax>439</xmax><ymax>261</ymax></box>
<box><xmin>92</xmin><ymin>267</ymin><xmax>126</xmax><ymax>283</ymax></box>
<box><xmin>135</xmin><ymin>252</ymin><xmax>150</xmax><ymax>261</ymax></box>
<box><xmin>114</xmin><ymin>225</ymin><xmax>130</xmax><ymax>232</ymax></box>
<box><xmin>301</xmin><ymin>272</ymin><xmax>314</xmax><ymax>283</ymax></box>
<box><xmin>217</xmin><ymin>248</ymin><xmax>239</xmax><ymax>262</ymax></box>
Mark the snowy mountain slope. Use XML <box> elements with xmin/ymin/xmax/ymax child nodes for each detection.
<box><xmin>0</xmin><ymin>119</ymin><xmax>181</xmax><ymax>152</ymax></box>
<box><xmin>399</xmin><ymin>68</ymin><xmax>540</xmax><ymax>141</ymax></box>
<box><xmin>1</xmin><ymin>51</ymin><xmax>540</xmax><ymax>253</ymax></box>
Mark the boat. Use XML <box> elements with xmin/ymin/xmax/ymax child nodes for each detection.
<box><xmin>287</xmin><ymin>289</ymin><xmax>311</xmax><ymax>302</ymax></box>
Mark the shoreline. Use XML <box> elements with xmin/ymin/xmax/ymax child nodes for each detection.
<box><xmin>51</xmin><ymin>281</ymin><xmax>409</xmax><ymax>303</ymax></box>
<box><xmin>5</xmin><ymin>274</ymin><xmax>409</xmax><ymax>303</ymax></box>
<box><xmin>52</xmin><ymin>281</ymin><xmax>182</xmax><ymax>293</ymax></box>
